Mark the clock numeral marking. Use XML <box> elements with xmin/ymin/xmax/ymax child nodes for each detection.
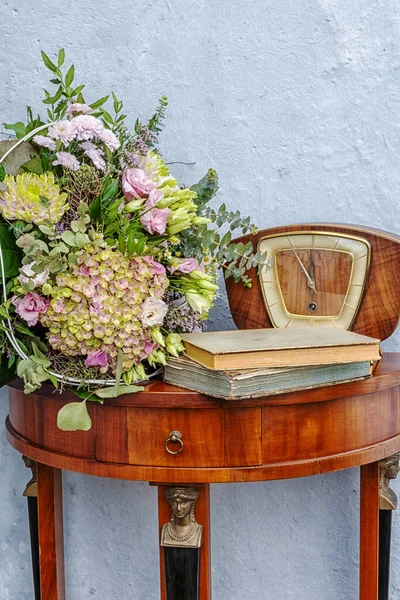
<box><xmin>344</xmin><ymin>303</ymin><xmax>356</xmax><ymax>311</ymax></box>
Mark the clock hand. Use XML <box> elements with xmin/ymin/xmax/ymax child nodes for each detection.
<box><xmin>308</xmin><ymin>253</ymin><xmax>317</xmax><ymax>295</ymax></box>
<box><xmin>288</xmin><ymin>239</ymin><xmax>318</xmax><ymax>294</ymax></box>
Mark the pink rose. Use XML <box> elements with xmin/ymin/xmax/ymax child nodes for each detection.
<box><xmin>169</xmin><ymin>258</ymin><xmax>203</xmax><ymax>274</ymax></box>
<box><xmin>122</xmin><ymin>168</ymin><xmax>157</xmax><ymax>201</ymax></box>
<box><xmin>145</xmin><ymin>188</ymin><xmax>164</xmax><ymax>208</ymax></box>
<box><xmin>12</xmin><ymin>292</ymin><xmax>49</xmax><ymax>327</ymax></box>
<box><xmin>140</xmin><ymin>207</ymin><xmax>171</xmax><ymax>235</ymax></box>
<box><xmin>84</xmin><ymin>350</ymin><xmax>108</xmax><ymax>367</ymax></box>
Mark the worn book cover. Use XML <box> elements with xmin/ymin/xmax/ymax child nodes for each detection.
<box><xmin>163</xmin><ymin>356</ymin><xmax>373</xmax><ymax>400</ymax></box>
<box><xmin>180</xmin><ymin>328</ymin><xmax>381</xmax><ymax>370</ymax></box>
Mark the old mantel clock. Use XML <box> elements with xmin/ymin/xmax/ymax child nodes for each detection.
<box><xmin>225</xmin><ymin>224</ymin><xmax>400</xmax><ymax>341</ymax></box>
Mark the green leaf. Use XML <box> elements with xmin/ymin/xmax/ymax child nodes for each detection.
<box><xmin>65</xmin><ymin>64</ymin><xmax>75</xmax><ymax>88</ymax></box>
<box><xmin>95</xmin><ymin>385</ymin><xmax>144</xmax><ymax>399</ymax></box>
<box><xmin>72</xmin><ymin>84</ymin><xmax>85</xmax><ymax>96</ymax></box>
<box><xmin>57</xmin><ymin>400</ymin><xmax>92</xmax><ymax>431</ymax></box>
<box><xmin>57</xmin><ymin>48</ymin><xmax>65</xmax><ymax>67</ymax></box>
<box><xmin>0</xmin><ymin>164</ymin><xmax>4</xmax><ymax>182</ymax></box>
<box><xmin>127</xmin><ymin>231</ymin><xmax>136</xmax><ymax>256</ymax></box>
<box><xmin>89</xmin><ymin>96</ymin><xmax>109</xmax><ymax>110</ymax></box>
<box><xmin>21</xmin><ymin>157</ymin><xmax>43</xmax><ymax>174</ymax></box>
<box><xmin>0</xmin><ymin>352</ymin><xmax>16</xmax><ymax>387</ymax></box>
<box><xmin>75</xmin><ymin>232</ymin><xmax>89</xmax><ymax>248</ymax></box>
<box><xmin>0</xmin><ymin>223</ymin><xmax>21</xmax><ymax>280</ymax></box>
<box><xmin>118</xmin><ymin>233</ymin><xmax>126</xmax><ymax>254</ymax></box>
<box><xmin>3</xmin><ymin>122</ymin><xmax>26</xmax><ymax>139</ymax></box>
<box><xmin>70</xmin><ymin>388</ymin><xmax>104</xmax><ymax>403</ymax></box>
<box><xmin>101</xmin><ymin>110</ymin><xmax>114</xmax><ymax>124</ymax></box>
<box><xmin>190</xmin><ymin>169</ymin><xmax>219</xmax><ymax>209</ymax></box>
<box><xmin>61</xmin><ymin>231</ymin><xmax>76</xmax><ymax>246</ymax></box>
<box><xmin>115</xmin><ymin>349</ymin><xmax>123</xmax><ymax>394</ymax></box>
<box><xmin>41</xmin><ymin>51</ymin><xmax>60</xmax><ymax>75</ymax></box>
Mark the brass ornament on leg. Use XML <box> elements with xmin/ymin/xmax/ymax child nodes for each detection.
<box><xmin>22</xmin><ymin>455</ymin><xmax>37</xmax><ymax>497</ymax></box>
<box><xmin>379</xmin><ymin>453</ymin><xmax>400</xmax><ymax>510</ymax></box>
<box><xmin>161</xmin><ymin>487</ymin><xmax>203</xmax><ymax>548</ymax></box>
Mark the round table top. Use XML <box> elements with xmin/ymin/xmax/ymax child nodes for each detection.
<box><xmin>6</xmin><ymin>353</ymin><xmax>400</xmax><ymax>483</ymax></box>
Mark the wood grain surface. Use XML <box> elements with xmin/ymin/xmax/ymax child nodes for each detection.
<box><xmin>37</xmin><ymin>464</ymin><xmax>65</xmax><ymax>600</ymax></box>
<box><xmin>6</xmin><ymin>353</ymin><xmax>400</xmax><ymax>483</ymax></box>
<box><xmin>360</xmin><ymin>462</ymin><xmax>380</xmax><ymax>600</ymax></box>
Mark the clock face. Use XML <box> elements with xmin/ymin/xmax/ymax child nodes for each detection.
<box><xmin>258</xmin><ymin>232</ymin><xmax>371</xmax><ymax>328</ymax></box>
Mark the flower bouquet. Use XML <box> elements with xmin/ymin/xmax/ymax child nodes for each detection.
<box><xmin>0</xmin><ymin>50</ymin><xmax>268</xmax><ymax>430</ymax></box>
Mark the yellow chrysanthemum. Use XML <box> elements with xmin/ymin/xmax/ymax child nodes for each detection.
<box><xmin>0</xmin><ymin>172</ymin><xmax>69</xmax><ymax>224</ymax></box>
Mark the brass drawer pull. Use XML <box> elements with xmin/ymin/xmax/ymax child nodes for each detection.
<box><xmin>165</xmin><ymin>430</ymin><xmax>184</xmax><ymax>455</ymax></box>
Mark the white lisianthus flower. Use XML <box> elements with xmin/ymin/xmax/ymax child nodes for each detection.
<box><xmin>185</xmin><ymin>291</ymin><xmax>210</xmax><ymax>315</ymax></box>
<box><xmin>139</xmin><ymin>297</ymin><xmax>168</xmax><ymax>327</ymax></box>
<box><xmin>18</xmin><ymin>262</ymin><xmax>50</xmax><ymax>288</ymax></box>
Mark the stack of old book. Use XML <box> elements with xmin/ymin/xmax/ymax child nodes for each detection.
<box><xmin>163</xmin><ymin>328</ymin><xmax>381</xmax><ymax>400</ymax></box>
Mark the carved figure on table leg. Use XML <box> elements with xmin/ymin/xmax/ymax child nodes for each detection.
<box><xmin>161</xmin><ymin>487</ymin><xmax>203</xmax><ymax>548</ymax></box>
<box><xmin>22</xmin><ymin>455</ymin><xmax>37</xmax><ymax>497</ymax></box>
<box><xmin>380</xmin><ymin>454</ymin><xmax>400</xmax><ymax>510</ymax></box>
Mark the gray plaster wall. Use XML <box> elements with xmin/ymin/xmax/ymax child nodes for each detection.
<box><xmin>0</xmin><ymin>0</ymin><xmax>400</xmax><ymax>598</ymax></box>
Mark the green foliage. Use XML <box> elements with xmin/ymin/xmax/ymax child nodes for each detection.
<box><xmin>190</xmin><ymin>168</ymin><xmax>219</xmax><ymax>209</ymax></box>
<box><xmin>57</xmin><ymin>400</ymin><xmax>92</xmax><ymax>431</ymax></box>
<box><xmin>0</xmin><ymin>352</ymin><xmax>17</xmax><ymax>387</ymax></box>
<box><xmin>147</xmin><ymin>95</ymin><xmax>168</xmax><ymax>134</ymax></box>
<box><xmin>0</xmin><ymin>223</ymin><xmax>21</xmax><ymax>280</ymax></box>
<box><xmin>94</xmin><ymin>384</ymin><xmax>144</xmax><ymax>398</ymax></box>
<box><xmin>3</xmin><ymin>122</ymin><xmax>26</xmax><ymax>139</ymax></box>
<box><xmin>16</xmin><ymin>345</ymin><xmax>52</xmax><ymax>393</ymax></box>
<box><xmin>90</xmin><ymin>176</ymin><xmax>119</xmax><ymax>220</ymax></box>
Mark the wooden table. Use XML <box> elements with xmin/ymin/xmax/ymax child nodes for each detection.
<box><xmin>6</xmin><ymin>353</ymin><xmax>400</xmax><ymax>600</ymax></box>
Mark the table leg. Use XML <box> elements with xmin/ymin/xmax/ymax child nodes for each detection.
<box><xmin>157</xmin><ymin>484</ymin><xmax>212</xmax><ymax>600</ymax></box>
<box><xmin>36</xmin><ymin>464</ymin><xmax>65</xmax><ymax>600</ymax></box>
<box><xmin>360</xmin><ymin>462</ymin><xmax>380</xmax><ymax>600</ymax></box>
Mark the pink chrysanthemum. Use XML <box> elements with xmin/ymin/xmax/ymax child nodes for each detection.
<box><xmin>66</xmin><ymin>103</ymin><xmax>93</xmax><ymax>116</ymax></box>
<box><xmin>32</xmin><ymin>135</ymin><xmax>56</xmax><ymax>151</ymax></box>
<box><xmin>53</xmin><ymin>152</ymin><xmax>80</xmax><ymax>171</ymax></box>
<box><xmin>48</xmin><ymin>120</ymin><xmax>77</xmax><ymax>144</ymax></box>
<box><xmin>80</xmin><ymin>142</ymin><xmax>106</xmax><ymax>171</ymax></box>
<box><xmin>98</xmin><ymin>128</ymin><xmax>120</xmax><ymax>150</ymax></box>
<box><xmin>70</xmin><ymin>115</ymin><xmax>104</xmax><ymax>141</ymax></box>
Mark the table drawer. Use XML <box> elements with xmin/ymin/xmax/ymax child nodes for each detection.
<box><xmin>96</xmin><ymin>406</ymin><xmax>261</xmax><ymax>468</ymax></box>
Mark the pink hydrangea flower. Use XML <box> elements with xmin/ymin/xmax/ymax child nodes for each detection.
<box><xmin>84</xmin><ymin>350</ymin><xmax>108</xmax><ymax>367</ymax></box>
<box><xmin>12</xmin><ymin>292</ymin><xmax>49</xmax><ymax>326</ymax></box>
<box><xmin>70</xmin><ymin>115</ymin><xmax>104</xmax><ymax>141</ymax></box>
<box><xmin>140</xmin><ymin>207</ymin><xmax>170</xmax><ymax>235</ymax></box>
<box><xmin>144</xmin><ymin>341</ymin><xmax>157</xmax><ymax>355</ymax></box>
<box><xmin>122</xmin><ymin>168</ymin><xmax>157</xmax><ymax>200</ymax></box>
<box><xmin>66</xmin><ymin>103</ymin><xmax>93</xmax><ymax>116</ymax></box>
<box><xmin>53</xmin><ymin>152</ymin><xmax>80</xmax><ymax>171</ymax></box>
<box><xmin>99</xmin><ymin>128</ymin><xmax>120</xmax><ymax>150</ymax></box>
<box><xmin>142</xmin><ymin>256</ymin><xmax>166</xmax><ymax>275</ymax></box>
<box><xmin>169</xmin><ymin>258</ymin><xmax>203</xmax><ymax>274</ymax></box>
<box><xmin>32</xmin><ymin>135</ymin><xmax>56</xmax><ymax>151</ymax></box>
<box><xmin>48</xmin><ymin>121</ymin><xmax>77</xmax><ymax>144</ymax></box>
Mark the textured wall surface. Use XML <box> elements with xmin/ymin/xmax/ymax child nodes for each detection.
<box><xmin>1</xmin><ymin>0</ymin><xmax>400</xmax><ymax>598</ymax></box>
